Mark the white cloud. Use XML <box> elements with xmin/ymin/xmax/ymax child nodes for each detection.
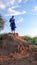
<box><xmin>6</xmin><ymin>0</ymin><xmax>22</xmax><ymax>6</ymax></box>
<box><xmin>34</xmin><ymin>6</ymin><xmax>37</xmax><ymax>11</ymax></box>
<box><xmin>11</xmin><ymin>5</ymin><xmax>21</xmax><ymax>9</ymax></box>
<box><xmin>0</xmin><ymin>0</ymin><xmax>28</xmax><ymax>8</ymax></box>
<box><xmin>0</xmin><ymin>0</ymin><xmax>27</xmax><ymax>16</ymax></box>
<box><xmin>0</xmin><ymin>0</ymin><xmax>21</xmax><ymax>9</ymax></box>
<box><xmin>32</xmin><ymin>6</ymin><xmax>37</xmax><ymax>11</ymax></box>
<box><xmin>7</xmin><ymin>0</ymin><xmax>15</xmax><ymax>5</ymax></box>
<box><xmin>24</xmin><ymin>0</ymin><xmax>28</xmax><ymax>3</ymax></box>
<box><xmin>0</xmin><ymin>0</ymin><xmax>29</xmax><ymax>10</ymax></box>
<box><xmin>5</xmin><ymin>8</ymin><xmax>26</xmax><ymax>16</ymax></box>
<box><xmin>0</xmin><ymin>2</ymin><xmax>5</xmax><ymax>9</ymax></box>
<box><xmin>18</xmin><ymin>0</ymin><xmax>22</xmax><ymax>3</ymax></box>
<box><xmin>17</xmin><ymin>18</ymin><xmax>24</xmax><ymax>23</ymax></box>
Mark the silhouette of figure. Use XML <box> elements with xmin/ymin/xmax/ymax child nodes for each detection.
<box><xmin>9</xmin><ymin>16</ymin><xmax>16</xmax><ymax>33</ymax></box>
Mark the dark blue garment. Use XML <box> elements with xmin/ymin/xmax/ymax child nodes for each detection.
<box><xmin>10</xmin><ymin>22</ymin><xmax>16</xmax><ymax>30</ymax></box>
<box><xmin>9</xmin><ymin>18</ymin><xmax>16</xmax><ymax>30</ymax></box>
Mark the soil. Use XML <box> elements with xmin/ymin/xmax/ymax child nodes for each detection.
<box><xmin>0</xmin><ymin>33</ymin><xmax>37</xmax><ymax>65</ymax></box>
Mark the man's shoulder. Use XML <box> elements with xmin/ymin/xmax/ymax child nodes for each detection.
<box><xmin>10</xmin><ymin>18</ymin><xmax>12</xmax><ymax>22</ymax></box>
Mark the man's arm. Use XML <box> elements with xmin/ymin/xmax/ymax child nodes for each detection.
<box><xmin>9</xmin><ymin>18</ymin><xmax>12</xmax><ymax>22</ymax></box>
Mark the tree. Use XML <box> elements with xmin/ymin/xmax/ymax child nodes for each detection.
<box><xmin>22</xmin><ymin>36</ymin><xmax>37</xmax><ymax>45</ymax></box>
<box><xmin>32</xmin><ymin>37</ymin><xmax>37</xmax><ymax>45</ymax></box>
<box><xmin>0</xmin><ymin>15</ymin><xmax>5</xmax><ymax>31</ymax></box>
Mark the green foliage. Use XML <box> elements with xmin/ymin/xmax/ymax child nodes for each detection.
<box><xmin>0</xmin><ymin>34</ymin><xmax>7</xmax><ymax>40</ymax></box>
<box><xmin>21</xmin><ymin>36</ymin><xmax>37</xmax><ymax>45</ymax></box>
<box><xmin>32</xmin><ymin>37</ymin><xmax>37</xmax><ymax>45</ymax></box>
<box><xmin>0</xmin><ymin>35</ymin><xmax>3</xmax><ymax>40</ymax></box>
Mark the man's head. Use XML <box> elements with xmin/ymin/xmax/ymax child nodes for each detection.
<box><xmin>12</xmin><ymin>16</ymin><xmax>14</xmax><ymax>19</ymax></box>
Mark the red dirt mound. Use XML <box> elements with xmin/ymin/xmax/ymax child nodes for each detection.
<box><xmin>0</xmin><ymin>33</ymin><xmax>37</xmax><ymax>65</ymax></box>
<box><xmin>0</xmin><ymin>33</ymin><xmax>29</xmax><ymax>60</ymax></box>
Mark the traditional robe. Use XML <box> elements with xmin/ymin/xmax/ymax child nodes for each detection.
<box><xmin>9</xmin><ymin>18</ymin><xmax>16</xmax><ymax>30</ymax></box>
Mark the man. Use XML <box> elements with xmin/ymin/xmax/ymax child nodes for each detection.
<box><xmin>9</xmin><ymin>16</ymin><xmax>16</xmax><ymax>33</ymax></box>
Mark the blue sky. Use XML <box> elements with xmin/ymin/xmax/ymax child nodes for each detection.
<box><xmin>0</xmin><ymin>0</ymin><xmax>37</xmax><ymax>37</ymax></box>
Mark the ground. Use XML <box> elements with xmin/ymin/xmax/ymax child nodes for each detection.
<box><xmin>0</xmin><ymin>33</ymin><xmax>37</xmax><ymax>65</ymax></box>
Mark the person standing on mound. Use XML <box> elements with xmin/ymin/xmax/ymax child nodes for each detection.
<box><xmin>9</xmin><ymin>16</ymin><xmax>16</xmax><ymax>34</ymax></box>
